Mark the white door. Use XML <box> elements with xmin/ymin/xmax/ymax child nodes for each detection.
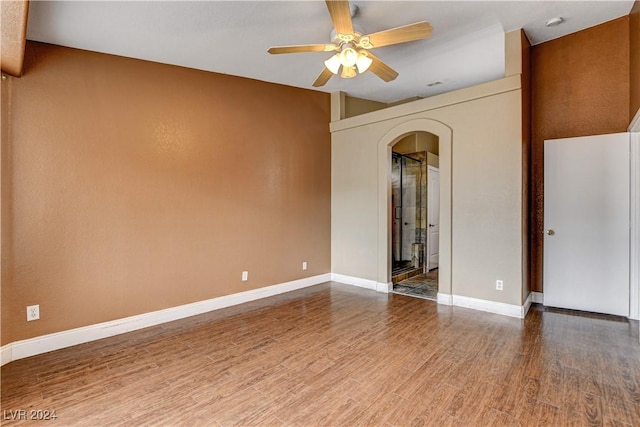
<box><xmin>544</xmin><ymin>133</ymin><xmax>630</xmax><ymax>316</ymax></box>
<box><xmin>427</xmin><ymin>166</ymin><xmax>440</xmax><ymax>271</ymax></box>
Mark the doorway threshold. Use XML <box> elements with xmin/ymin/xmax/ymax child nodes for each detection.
<box><xmin>392</xmin><ymin>270</ymin><xmax>438</xmax><ymax>301</ymax></box>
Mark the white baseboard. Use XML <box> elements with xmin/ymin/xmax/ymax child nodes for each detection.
<box><xmin>376</xmin><ymin>282</ymin><xmax>392</xmax><ymax>293</ymax></box>
<box><xmin>1</xmin><ymin>343</ymin><xmax>13</xmax><ymax>366</ymax></box>
<box><xmin>437</xmin><ymin>292</ymin><xmax>453</xmax><ymax>305</ymax></box>
<box><xmin>531</xmin><ymin>292</ymin><xmax>544</xmax><ymax>304</ymax></box>
<box><xmin>1</xmin><ymin>273</ymin><xmax>331</xmax><ymax>366</ymax></box>
<box><xmin>436</xmin><ymin>292</ymin><xmax>526</xmax><ymax>318</ymax></box>
<box><xmin>449</xmin><ymin>294</ymin><xmax>527</xmax><ymax>319</ymax></box>
<box><xmin>523</xmin><ymin>292</ymin><xmax>533</xmax><ymax>317</ymax></box>
<box><xmin>330</xmin><ymin>273</ymin><xmax>377</xmax><ymax>291</ymax></box>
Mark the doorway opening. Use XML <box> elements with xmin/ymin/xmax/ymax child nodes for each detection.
<box><xmin>390</xmin><ymin>132</ymin><xmax>439</xmax><ymax>300</ymax></box>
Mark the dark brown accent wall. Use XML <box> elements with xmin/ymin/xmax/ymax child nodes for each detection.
<box><xmin>1</xmin><ymin>41</ymin><xmax>331</xmax><ymax>344</ymax></box>
<box><xmin>530</xmin><ymin>17</ymin><xmax>631</xmax><ymax>293</ymax></box>
<box><xmin>631</xmin><ymin>1</ymin><xmax>640</xmax><ymax>118</ymax></box>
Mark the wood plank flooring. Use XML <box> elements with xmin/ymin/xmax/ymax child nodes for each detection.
<box><xmin>2</xmin><ymin>282</ymin><xmax>640</xmax><ymax>426</ymax></box>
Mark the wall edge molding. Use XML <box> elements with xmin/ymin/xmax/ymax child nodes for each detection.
<box><xmin>437</xmin><ymin>292</ymin><xmax>453</xmax><ymax>305</ymax></box>
<box><xmin>630</xmin><ymin>130</ymin><xmax>640</xmax><ymax>321</ymax></box>
<box><xmin>523</xmin><ymin>292</ymin><xmax>533</xmax><ymax>317</ymax></box>
<box><xmin>330</xmin><ymin>75</ymin><xmax>521</xmax><ymax>133</ymax></box>
<box><xmin>531</xmin><ymin>292</ymin><xmax>544</xmax><ymax>304</ymax></box>
<box><xmin>1</xmin><ymin>344</ymin><xmax>13</xmax><ymax>366</ymax></box>
<box><xmin>629</xmin><ymin>108</ymin><xmax>640</xmax><ymax>132</ymax></box>
<box><xmin>1</xmin><ymin>273</ymin><xmax>331</xmax><ymax>366</ymax></box>
<box><xmin>376</xmin><ymin>281</ymin><xmax>393</xmax><ymax>293</ymax></box>
<box><xmin>452</xmin><ymin>294</ymin><xmax>526</xmax><ymax>319</ymax></box>
<box><xmin>330</xmin><ymin>273</ymin><xmax>377</xmax><ymax>291</ymax></box>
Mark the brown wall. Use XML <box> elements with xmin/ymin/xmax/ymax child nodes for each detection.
<box><xmin>632</xmin><ymin>1</ymin><xmax>640</xmax><ymax>117</ymax></box>
<box><xmin>1</xmin><ymin>42</ymin><xmax>331</xmax><ymax>344</ymax></box>
<box><xmin>530</xmin><ymin>17</ymin><xmax>631</xmax><ymax>293</ymax></box>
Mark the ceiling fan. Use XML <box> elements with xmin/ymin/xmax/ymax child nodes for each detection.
<box><xmin>267</xmin><ymin>0</ymin><xmax>432</xmax><ymax>87</ymax></box>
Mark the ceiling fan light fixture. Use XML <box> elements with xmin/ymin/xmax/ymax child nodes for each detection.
<box><xmin>340</xmin><ymin>65</ymin><xmax>357</xmax><ymax>79</ymax></box>
<box><xmin>339</xmin><ymin>47</ymin><xmax>358</xmax><ymax>67</ymax></box>
<box><xmin>356</xmin><ymin>51</ymin><xmax>372</xmax><ymax>73</ymax></box>
<box><xmin>324</xmin><ymin>54</ymin><xmax>342</xmax><ymax>74</ymax></box>
<box><xmin>268</xmin><ymin>0</ymin><xmax>432</xmax><ymax>87</ymax></box>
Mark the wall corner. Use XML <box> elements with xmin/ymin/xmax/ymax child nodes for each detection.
<box><xmin>330</xmin><ymin>91</ymin><xmax>345</xmax><ymax>122</ymax></box>
<box><xmin>505</xmin><ymin>29</ymin><xmax>528</xmax><ymax>77</ymax></box>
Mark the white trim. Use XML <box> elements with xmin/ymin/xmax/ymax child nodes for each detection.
<box><xmin>376</xmin><ymin>282</ymin><xmax>393</xmax><ymax>293</ymax></box>
<box><xmin>531</xmin><ymin>292</ymin><xmax>544</xmax><ymax>304</ymax></box>
<box><xmin>330</xmin><ymin>273</ymin><xmax>377</xmax><ymax>291</ymax></box>
<box><xmin>627</xmin><ymin>111</ymin><xmax>639</xmax><ymax>323</ymax></box>
<box><xmin>523</xmin><ymin>293</ymin><xmax>533</xmax><ymax>317</ymax></box>
<box><xmin>437</xmin><ymin>292</ymin><xmax>453</xmax><ymax>305</ymax></box>
<box><xmin>330</xmin><ymin>75</ymin><xmax>521</xmax><ymax>133</ymax></box>
<box><xmin>426</xmin><ymin>165</ymin><xmax>440</xmax><ymax>272</ymax></box>
<box><xmin>629</xmin><ymin>108</ymin><xmax>640</xmax><ymax>132</ymax></box>
<box><xmin>1</xmin><ymin>344</ymin><xmax>13</xmax><ymax>366</ymax></box>
<box><xmin>451</xmin><ymin>295</ymin><xmax>527</xmax><ymax>319</ymax></box>
<box><xmin>1</xmin><ymin>274</ymin><xmax>331</xmax><ymax>366</ymax></box>
<box><xmin>629</xmin><ymin>111</ymin><xmax>639</xmax><ymax>322</ymax></box>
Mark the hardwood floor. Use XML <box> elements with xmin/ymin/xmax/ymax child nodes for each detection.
<box><xmin>2</xmin><ymin>282</ymin><xmax>640</xmax><ymax>426</ymax></box>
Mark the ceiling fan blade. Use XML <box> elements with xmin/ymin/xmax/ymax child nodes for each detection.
<box><xmin>366</xmin><ymin>52</ymin><xmax>399</xmax><ymax>82</ymax></box>
<box><xmin>325</xmin><ymin>0</ymin><xmax>354</xmax><ymax>35</ymax></box>
<box><xmin>313</xmin><ymin>67</ymin><xmax>334</xmax><ymax>87</ymax></box>
<box><xmin>268</xmin><ymin>44</ymin><xmax>336</xmax><ymax>54</ymax></box>
<box><xmin>364</xmin><ymin>21</ymin><xmax>432</xmax><ymax>48</ymax></box>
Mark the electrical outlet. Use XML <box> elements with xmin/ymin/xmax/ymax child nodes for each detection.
<box><xmin>242</xmin><ymin>271</ymin><xmax>248</xmax><ymax>281</ymax></box>
<box><xmin>27</xmin><ymin>304</ymin><xmax>40</xmax><ymax>321</ymax></box>
<box><xmin>302</xmin><ymin>261</ymin><xmax>307</xmax><ymax>270</ymax></box>
<box><xmin>496</xmin><ymin>280</ymin><xmax>504</xmax><ymax>291</ymax></box>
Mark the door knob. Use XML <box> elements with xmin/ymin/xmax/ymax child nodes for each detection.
<box><xmin>546</xmin><ymin>229</ymin><xmax>555</xmax><ymax>236</ymax></box>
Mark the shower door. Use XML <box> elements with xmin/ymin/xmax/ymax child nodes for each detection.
<box><xmin>392</xmin><ymin>153</ymin><xmax>423</xmax><ymax>271</ymax></box>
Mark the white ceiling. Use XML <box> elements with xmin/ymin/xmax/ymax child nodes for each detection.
<box><xmin>26</xmin><ymin>1</ymin><xmax>634</xmax><ymax>103</ymax></box>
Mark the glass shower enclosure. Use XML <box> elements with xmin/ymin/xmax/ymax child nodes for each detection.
<box><xmin>391</xmin><ymin>152</ymin><xmax>426</xmax><ymax>274</ymax></box>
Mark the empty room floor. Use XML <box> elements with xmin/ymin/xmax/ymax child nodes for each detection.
<box><xmin>2</xmin><ymin>283</ymin><xmax>639</xmax><ymax>426</ymax></box>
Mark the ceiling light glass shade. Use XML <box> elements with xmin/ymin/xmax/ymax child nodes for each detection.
<box><xmin>339</xmin><ymin>47</ymin><xmax>358</xmax><ymax>67</ymax></box>
<box><xmin>340</xmin><ymin>65</ymin><xmax>357</xmax><ymax>79</ymax></box>
<box><xmin>324</xmin><ymin>54</ymin><xmax>341</xmax><ymax>74</ymax></box>
<box><xmin>356</xmin><ymin>51</ymin><xmax>372</xmax><ymax>73</ymax></box>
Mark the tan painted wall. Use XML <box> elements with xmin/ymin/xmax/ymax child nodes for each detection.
<box><xmin>391</xmin><ymin>132</ymin><xmax>435</xmax><ymax>154</ymax></box>
<box><xmin>531</xmin><ymin>17</ymin><xmax>631</xmax><ymax>293</ymax></box>
<box><xmin>427</xmin><ymin>153</ymin><xmax>439</xmax><ymax>169</ymax></box>
<box><xmin>418</xmin><ymin>132</ymin><xmax>439</xmax><ymax>156</ymax></box>
<box><xmin>331</xmin><ymin>76</ymin><xmax>524</xmax><ymax>305</ymax></box>
<box><xmin>392</xmin><ymin>134</ymin><xmax>416</xmax><ymax>154</ymax></box>
<box><xmin>1</xmin><ymin>42</ymin><xmax>331</xmax><ymax>344</ymax></box>
<box><xmin>0</xmin><ymin>0</ymin><xmax>29</xmax><ymax>77</ymax></box>
<box><xmin>391</xmin><ymin>132</ymin><xmax>438</xmax><ymax>155</ymax></box>
<box><xmin>520</xmin><ymin>31</ymin><xmax>532</xmax><ymax>301</ymax></box>
<box><xmin>344</xmin><ymin>95</ymin><xmax>388</xmax><ymax>118</ymax></box>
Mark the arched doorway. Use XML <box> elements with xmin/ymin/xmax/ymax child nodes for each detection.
<box><xmin>376</xmin><ymin>119</ymin><xmax>453</xmax><ymax>302</ymax></box>
<box><xmin>390</xmin><ymin>132</ymin><xmax>439</xmax><ymax>299</ymax></box>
